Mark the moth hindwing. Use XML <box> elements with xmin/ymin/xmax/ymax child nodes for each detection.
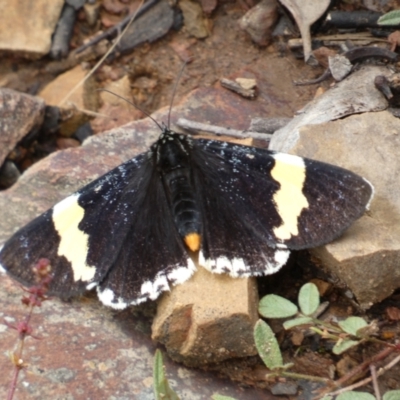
<box><xmin>0</xmin><ymin>128</ymin><xmax>374</xmax><ymax>309</ymax></box>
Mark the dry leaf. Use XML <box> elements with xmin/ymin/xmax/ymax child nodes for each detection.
<box><xmin>279</xmin><ymin>0</ymin><xmax>330</xmax><ymax>61</ymax></box>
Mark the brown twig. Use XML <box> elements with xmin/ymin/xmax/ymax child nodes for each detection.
<box><xmin>176</xmin><ymin>118</ymin><xmax>272</xmax><ymax>140</ymax></box>
<box><xmin>314</xmin><ymin>345</ymin><xmax>400</xmax><ymax>399</ymax></box>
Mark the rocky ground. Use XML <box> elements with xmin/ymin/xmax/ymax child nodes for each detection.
<box><xmin>0</xmin><ymin>1</ymin><xmax>400</xmax><ymax>399</ymax></box>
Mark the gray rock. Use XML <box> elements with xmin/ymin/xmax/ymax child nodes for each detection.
<box><xmin>239</xmin><ymin>0</ymin><xmax>278</xmax><ymax>46</ymax></box>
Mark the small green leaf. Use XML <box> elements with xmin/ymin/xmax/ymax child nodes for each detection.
<box><xmin>153</xmin><ymin>349</ymin><xmax>180</xmax><ymax>400</ymax></box>
<box><xmin>338</xmin><ymin>316</ymin><xmax>368</xmax><ymax>337</ymax></box>
<box><xmin>383</xmin><ymin>390</ymin><xmax>400</xmax><ymax>400</ymax></box>
<box><xmin>336</xmin><ymin>391</ymin><xmax>376</xmax><ymax>400</ymax></box>
<box><xmin>258</xmin><ymin>294</ymin><xmax>298</xmax><ymax>318</ymax></box>
<box><xmin>212</xmin><ymin>395</ymin><xmax>238</xmax><ymax>400</ymax></box>
<box><xmin>332</xmin><ymin>339</ymin><xmax>360</xmax><ymax>355</ymax></box>
<box><xmin>254</xmin><ymin>319</ymin><xmax>283</xmax><ymax>369</ymax></box>
<box><xmin>283</xmin><ymin>316</ymin><xmax>313</xmax><ymax>330</ymax></box>
<box><xmin>378</xmin><ymin>10</ymin><xmax>400</xmax><ymax>26</ymax></box>
<box><xmin>298</xmin><ymin>283</ymin><xmax>320</xmax><ymax>316</ymax></box>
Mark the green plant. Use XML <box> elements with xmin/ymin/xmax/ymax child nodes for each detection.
<box><xmin>254</xmin><ymin>282</ymin><xmax>400</xmax><ymax>398</ymax></box>
<box><xmin>153</xmin><ymin>349</ymin><xmax>180</xmax><ymax>400</ymax></box>
<box><xmin>378</xmin><ymin>10</ymin><xmax>400</xmax><ymax>26</ymax></box>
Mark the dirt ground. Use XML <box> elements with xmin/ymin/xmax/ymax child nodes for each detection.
<box><xmin>1</xmin><ymin>1</ymin><xmax>399</xmax><ymax>398</ymax></box>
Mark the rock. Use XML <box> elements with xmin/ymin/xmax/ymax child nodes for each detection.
<box><xmin>199</xmin><ymin>0</ymin><xmax>217</xmax><ymax>14</ymax></box>
<box><xmin>38</xmin><ymin>65</ymin><xmax>99</xmax><ymax>137</ymax></box>
<box><xmin>152</xmin><ymin>266</ymin><xmax>259</xmax><ymax>366</ymax></box>
<box><xmin>0</xmin><ymin>85</ymin><xmax>278</xmax><ymax>372</ymax></box>
<box><xmin>275</xmin><ymin>110</ymin><xmax>400</xmax><ymax>308</ymax></box>
<box><xmin>0</xmin><ymin>88</ymin><xmax>45</xmax><ymax>167</ymax></box>
<box><xmin>180</xmin><ymin>0</ymin><xmax>209</xmax><ymax>39</ymax></box>
<box><xmin>50</xmin><ymin>3</ymin><xmax>77</xmax><ymax>59</ymax></box>
<box><xmin>116</xmin><ymin>0</ymin><xmax>177</xmax><ymax>54</ymax></box>
<box><xmin>269</xmin><ymin>66</ymin><xmax>390</xmax><ymax>153</ymax></box>
<box><xmin>56</xmin><ymin>137</ymin><xmax>80</xmax><ymax>150</ymax></box>
<box><xmin>0</xmin><ymin>160</ymin><xmax>20</xmax><ymax>188</ymax></box>
<box><xmin>329</xmin><ymin>54</ymin><xmax>352</xmax><ymax>81</ymax></box>
<box><xmin>310</xmin><ymin>279</ymin><xmax>332</xmax><ymax>297</ymax></box>
<box><xmin>239</xmin><ymin>0</ymin><xmax>279</xmax><ymax>46</ymax></box>
<box><xmin>83</xmin><ymin>1</ymin><xmax>100</xmax><ymax>27</ymax></box>
<box><xmin>271</xmin><ymin>381</ymin><xmax>298</xmax><ymax>395</ymax></box>
<box><xmin>269</xmin><ymin>67</ymin><xmax>400</xmax><ymax>308</ymax></box>
<box><xmin>0</xmin><ymin>0</ymin><xmax>64</xmax><ymax>56</ymax></box>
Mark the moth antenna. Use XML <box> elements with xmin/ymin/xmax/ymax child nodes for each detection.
<box><xmin>167</xmin><ymin>60</ymin><xmax>190</xmax><ymax>129</ymax></box>
<box><xmin>97</xmin><ymin>88</ymin><xmax>164</xmax><ymax>132</ymax></box>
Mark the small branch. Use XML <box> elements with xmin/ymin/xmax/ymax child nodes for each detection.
<box><xmin>176</xmin><ymin>118</ymin><xmax>272</xmax><ymax>141</ymax></box>
<box><xmin>317</xmin><ymin>355</ymin><xmax>400</xmax><ymax>399</ymax></box>
<box><xmin>280</xmin><ymin>371</ymin><xmax>330</xmax><ymax>384</ymax></box>
<box><xmin>370</xmin><ymin>365</ymin><xmax>381</xmax><ymax>400</ymax></box>
<box><xmin>220</xmin><ymin>78</ymin><xmax>256</xmax><ymax>99</ymax></box>
<box><xmin>315</xmin><ymin>347</ymin><xmax>400</xmax><ymax>399</ymax></box>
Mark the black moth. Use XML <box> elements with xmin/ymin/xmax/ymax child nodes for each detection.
<box><xmin>0</xmin><ymin>127</ymin><xmax>373</xmax><ymax>309</ymax></box>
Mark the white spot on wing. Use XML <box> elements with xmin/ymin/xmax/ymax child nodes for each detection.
<box><xmin>140</xmin><ymin>274</ymin><xmax>170</xmax><ymax>300</ymax></box>
<box><xmin>167</xmin><ymin>259</ymin><xmax>196</xmax><ymax>284</ymax></box>
<box><xmin>97</xmin><ymin>259</ymin><xmax>196</xmax><ymax>309</ymax></box>
<box><xmin>271</xmin><ymin>153</ymin><xmax>309</xmax><ymax>241</ymax></box>
<box><xmin>274</xmin><ymin>249</ymin><xmax>290</xmax><ymax>266</ymax></box>
<box><xmin>52</xmin><ymin>194</ymin><xmax>96</xmax><ymax>282</ymax></box>
<box><xmin>363</xmin><ymin>177</ymin><xmax>375</xmax><ymax>210</ymax></box>
<box><xmin>86</xmin><ymin>282</ymin><xmax>98</xmax><ymax>290</ymax></box>
<box><xmin>97</xmin><ymin>287</ymin><xmax>128</xmax><ymax>310</ymax></box>
<box><xmin>199</xmin><ymin>249</ymin><xmax>290</xmax><ymax>277</ymax></box>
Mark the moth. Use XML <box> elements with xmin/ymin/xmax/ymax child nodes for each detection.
<box><xmin>0</xmin><ymin>127</ymin><xmax>374</xmax><ymax>309</ymax></box>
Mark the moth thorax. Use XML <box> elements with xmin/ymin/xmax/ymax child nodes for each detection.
<box><xmin>156</xmin><ymin>135</ymin><xmax>189</xmax><ymax>172</ymax></box>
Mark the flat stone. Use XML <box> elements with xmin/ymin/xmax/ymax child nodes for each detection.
<box><xmin>278</xmin><ymin>111</ymin><xmax>400</xmax><ymax>308</ymax></box>
<box><xmin>152</xmin><ymin>266</ymin><xmax>259</xmax><ymax>366</ymax></box>
<box><xmin>269</xmin><ymin>66</ymin><xmax>390</xmax><ymax>153</ymax></box>
<box><xmin>0</xmin><ymin>75</ymin><xmax>314</xmax><ymax>378</ymax></box>
<box><xmin>0</xmin><ymin>0</ymin><xmax>64</xmax><ymax>56</ymax></box>
<box><xmin>0</xmin><ymin>88</ymin><xmax>45</xmax><ymax>166</ymax></box>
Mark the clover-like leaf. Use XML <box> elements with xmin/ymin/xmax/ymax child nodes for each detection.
<box><xmin>258</xmin><ymin>294</ymin><xmax>298</xmax><ymax>319</ymax></box>
<box><xmin>332</xmin><ymin>339</ymin><xmax>360</xmax><ymax>355</ymax></box>
<box><xmin>338</xmin><ymin>316</ymin><xmax>368</xmax><ymax>337</ymax></box>
<box><xmin>298</xmin><ymin>282</ymin><xmax>320</xmax><ymax>316</ymax></box>
<box><xmin>336</xmin><ymin>391</ymin><xmax>376</xmax><ymax>400</ymax></box>
<box><xmin>254</xmin><ymin>320</ymin><xmax>283</xmax><ymax>369</ymax></box>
